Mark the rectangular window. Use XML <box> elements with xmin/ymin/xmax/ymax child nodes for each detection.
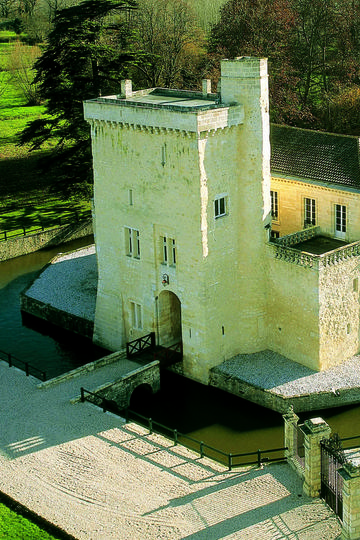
<box><xmin>270</xmin><ymin>230</ymin><xmax>280</xmax><ymax>239</ymax></box>
<box><xmin>270</xmin><ymin>191</ymin><xmax>278</xmax><ymax>220</ymax></box>
<box><xmin>214</xmin><ymin>196</ymin><xmax>227</xmax><ymax>218</ymax></box>
<box><xmin>335</xmin><ymin>204</ymin><xmax>346</xmax><ymax>234</ymax></box>
<box><xmin>161</xmin><ymin>236</ymin><xmax>176</xmax><ymax>266</ymax></box>
<box><xmin>130</xmin><ymin>302</ymin><xmax>142</xmax><ymax>329</ymax></box>
<box><xmin>304</xmin><ymin>198</ymin><xmax>316</xmax><ymax>227</ymax></box>
<box><xmin>125</xmin><ymin>227</ymin><xmax>140</xmax><ymax>258</ymax></box>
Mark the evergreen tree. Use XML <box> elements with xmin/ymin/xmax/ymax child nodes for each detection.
<box><xmin>19</xmin><ymin>0</ymin><xmax>137</xmax><ymax>197</ymax></box>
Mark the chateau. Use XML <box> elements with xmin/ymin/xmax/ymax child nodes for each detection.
<box><xmin>84</xmin><ymin>57</ymin><xmax>360</xmax><ymax>385</ymax></box>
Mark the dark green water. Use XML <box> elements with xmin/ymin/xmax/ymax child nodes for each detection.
<box><xmin>0</xmin><ymin>237</ymin><xmax>107</xmax><ymax>380</ymax></box>
<box><xmin>1</xmin><ymin>237</ymin><xmax>360</xmax><ymax>454</ymax></box>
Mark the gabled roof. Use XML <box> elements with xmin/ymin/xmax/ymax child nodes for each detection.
<box><xmin>270</xmin><ymin>124</ymin><xmax>360</xmax><ymax>189</ymax></box>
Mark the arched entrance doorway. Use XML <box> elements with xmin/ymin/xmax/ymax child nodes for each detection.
<box><xmin>158</xmin><ymin>291</ymin><xmax>182</xmax><ymax>347</ymax></box>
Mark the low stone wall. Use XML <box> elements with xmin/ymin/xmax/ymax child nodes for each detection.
<box><xmin>210</xmin><ymin>369</ymin><xmax>360</xmax><ymax>413</ymax></box>
<box><xmin>0</xmin><ymin>220</ymin><xmax>93</xmax><ymax>261</ymax></box>
<box><xmin>20</xmin><ymin>294</ymin><xmax>94</xmax><ymax>339</ymax></box>
<box><xmin>39</xmin><ymin>350</ymin><xmax>127</xmax><ymax>389</ymax></box>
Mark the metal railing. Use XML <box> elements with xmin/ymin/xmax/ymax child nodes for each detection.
<box><xmin>80</xmin><ymin>387</ymin><xmax>287</xmax><ymax>470</ymax></box>
<box><xmin>126</xmin><ymin>332</ymin><xmax>156</xmax><ymax>358</ymax></box>
<box><xmin>0</xmin><ymin>209</ymin><xmax>92</xmax><ymax>242</ymax></box>
<box><xmin>0</xmin><ymin>348</ymin><xmax>46</xmax><ymax>381</ymax></box>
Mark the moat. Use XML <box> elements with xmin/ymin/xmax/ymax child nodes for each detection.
<box><xmin>1</xmin><ymin>237</ymin><xmax>360</xmax><ymax>454</ymax></box>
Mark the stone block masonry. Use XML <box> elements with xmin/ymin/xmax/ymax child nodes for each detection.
<box><xmin>0</xmin><ymin>220</ymin><xmax>93</xmax><ymax>261</ymax></box>
<box><xmin>89</xmin><ymin>360</ymin><xmax>160</xmax><ymax>410</ymax></box>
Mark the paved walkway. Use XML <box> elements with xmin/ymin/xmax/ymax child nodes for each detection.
<box><xmin>0</xmin><ymin>361</ymin><xmax>341</xmax><ymax>539</ymax></box>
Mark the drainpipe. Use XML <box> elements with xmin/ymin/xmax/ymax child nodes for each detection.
<box><xmin>155</xmin><ymin>295</ymin><xmax>159</xmax><ymax>346</ymax></box>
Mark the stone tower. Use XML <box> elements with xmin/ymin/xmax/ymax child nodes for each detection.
<box><xmin>84</xmin><ymin>57</ymin><xmax>271</xmax><ymax>384</ymax></box>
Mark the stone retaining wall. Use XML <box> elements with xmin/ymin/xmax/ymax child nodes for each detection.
<box><xmin>210</xmin><ymin>369</ymin><xmax>360</xmax><ymax>413</ymax></box>
<box><xmin>20</xmin><ymin>294</ymin><xmax>94</xmax><ymax>339</ymax></box>
<box><xmin>0</xmin><ymin>220</ymin><xmax>93</xmax><ymax>261</ymax></box>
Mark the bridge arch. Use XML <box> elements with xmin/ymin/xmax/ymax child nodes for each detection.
<box><xmin>129</xmin><ymin>383</ymin><xmax>154</xmax><ymax>409</ymax></box>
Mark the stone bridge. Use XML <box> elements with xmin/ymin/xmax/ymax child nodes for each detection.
<box><xmin>92</xmin><ymin>360</ymin><xmax>160</xmax><ymax>411</ymax></box>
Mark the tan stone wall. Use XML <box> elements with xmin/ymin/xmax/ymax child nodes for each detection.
<box><xmin>266</xmin><ymin>245</ymin><xmax>321</xmax><ymax>370</ymax></box>
<box><xmin>319</xmin><ymin>258</ymin><xmax>360</xmax><ymax>369</ymax></box>
<box><xmin>87</xmin><ymin>57</ymin><xmax>271</xmax><ymax>384</ymax></box>
<box><xmin>271</xmin><ymin>176</ymin><xmax>360</xmax><ymax>241</ymax></box>
<box><xmin>0</xmin><ymin>222</ymin><xmax>93</xmax><ymax>262</ymax></box>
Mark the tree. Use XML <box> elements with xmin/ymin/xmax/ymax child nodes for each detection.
<box><xmin>129</xmin><ymin>0</ymin><xmax>205</xmax><ymax>89</ymax></box>
<box><xmin>19</xmin><ymin>0</ymin><xmax>137</xmax><ymax>197</ymax></box>
<box><xmin>207</xmin><ymin>0</ymin><xmax>360</xmax><ymax>131</ymax></box>
<box><xmin>208</xmin><ymin>0</ymin><xmax>306</xmax><ymax>125</ymax></box>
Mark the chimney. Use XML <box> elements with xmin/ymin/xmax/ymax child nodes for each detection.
<box><xmin>121</xmin><ymin>79</ymin><xmax>133</xmax><ymax>98</ymax></box>
<box><xmin>202</xmin><ymin>79</ymin><xmax>211</xmax><ymax>96</ymax></box>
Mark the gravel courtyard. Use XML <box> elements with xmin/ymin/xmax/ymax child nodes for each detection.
<box><xmin>0</xmin><ymin>361</ymin><xmax>341</xmax><ymax>539</ymax></box>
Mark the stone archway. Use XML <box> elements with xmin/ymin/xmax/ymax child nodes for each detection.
<box><xmin>158</xmin><ymin>291</ymin><xmax>182</xmax><ymax>347</ymax></box>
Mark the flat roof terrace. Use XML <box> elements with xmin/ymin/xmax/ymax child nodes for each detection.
<box><xmin>269</xmin><ymin>227</ymin><xmax>360</xmax><ymax>269</ymax></box>
<box><xmin>291</xmin><ymin>235</ymin><xmax>348</xmax><ymax>255</ymax></box>
<box><xmin>84</xmin><ymin>88</ymin><xmax>244</xmax><ymax>133</ymax></box>
<box><xmin>116</xmin><ymin>88</ymin><xmax>221</xmax><ymax>111</ymax></box>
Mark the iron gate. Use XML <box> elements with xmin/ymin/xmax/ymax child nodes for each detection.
<box><xmin>320</xmin><ymin>437</ymin><xmax>345</xmax><ymax>521</ymax></box>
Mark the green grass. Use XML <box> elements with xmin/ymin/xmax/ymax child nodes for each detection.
<box><xmin>0</xmin><ymin>41</ymin><xmax>91</xmax><ymax>237</ymax></box>
<box><xmin>0</xmin><ymin>503</ymin><xmax>57</xmax><ymax>539</ymax></box>
<box><xmin>0</xmin><ymin>30</ymin><xmax>19</xmax><ymax>43</ymax></box>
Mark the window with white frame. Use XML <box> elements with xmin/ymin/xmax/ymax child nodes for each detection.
<box><xmin>304</xmin><ymin>198</ymin><xmax>316</xmax><ymax>227</ymax></box>
<box><xmin>130</xmin><ymin>302</ymin><xmax>142</xmax><ymax>329</ymax></box>
<box><xmin>125</xmin><ymin>227</ymin><xmax>140</xmax><ymax>258</ymax></box>
<box><xmin>335</xmin><ymin>204</ymin><xmax>346</xmax><ymax>234</ymax></box>
<box><xmin>270</xmin><ymin>190</ymin><xmax>278</xmax><ymax>220</ymax></box>
<box><xmin>214</xmin><ymin>195</ymin><xmax>227</xmax><ymax>219</ymax></box>
<box><xmin>161</xmin><ymin>236</ymin><xmax>176</xmax><ymax>266</ymax></box>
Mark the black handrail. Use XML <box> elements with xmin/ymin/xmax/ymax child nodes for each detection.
<box><xmin>80</xmin><ymin>387</ymin><xmax>287</xmax><ymax>470</ymax></box>
<box><xmin>0</xmin><ymin>209</ymin><xmax>92</xmax><ymax>242</ymax></box>
<box><xmin>0</xmin><ymin>348</ymin><xmax>46</xmax><ymax>381</ymax></box>
<box><xmin>126</xmin><ymin>332</ymin><xmax>155</xmax><ymax>358</ymax></box>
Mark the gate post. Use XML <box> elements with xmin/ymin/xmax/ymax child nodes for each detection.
<box><xmin>339</xmin><ymin>463</ymin><xmax>360</xmax><ymax>540</ymax></box>
<box><xmin>283</xmin><ymin>406</ymin><xmax>299</xmax><ymax>460</ymax></box>
<box><xmin>302</xmin><ymin>417</ymin><xmax>331</xmax><ymax>497</ymax></box>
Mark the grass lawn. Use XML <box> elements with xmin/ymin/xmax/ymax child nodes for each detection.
<box><xmin>0</xmin><ymin>39</ymin><xmax>91</xmax><ymax>238</ymax></box>
<box><xmin>0</xmin><ymin>502</ymin><xmax>58</xmax><ymax>539</ymax></box>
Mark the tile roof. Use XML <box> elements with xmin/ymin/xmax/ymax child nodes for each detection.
<box><xmin>270</xmin><ymin>124</ymin><xmax>360</xmax><ymax>189</ymax></box>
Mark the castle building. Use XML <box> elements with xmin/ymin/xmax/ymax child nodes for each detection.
<box><xmin>84</xmin><ymin>57</ymin><xmax>360</xmax><ymax>383</ymax></box>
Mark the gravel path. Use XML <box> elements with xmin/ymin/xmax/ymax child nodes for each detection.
<box><xmin>0</xmin><ymin>362</ymin><xmax>342</xmax><ymax>539</ymax></box>
<box><xmin>24</xmin><ymin>246</ymin><xmax>97</xmax><ymax>321</ymax></box>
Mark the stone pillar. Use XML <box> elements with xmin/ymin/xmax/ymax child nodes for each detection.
<box><xmin>283</xmin><ymin>406</ymin><xmax>299</xmax><ymax>460</ymax></box>
<box><xmin>340</xmin><ymin>463</ymin><xmax>360</xmax><ymax>540</ymax></box>
<box><xmin>303</xmin><ymin>417</ymin><xmax>331</xmax><ymax>497</ymax></box>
